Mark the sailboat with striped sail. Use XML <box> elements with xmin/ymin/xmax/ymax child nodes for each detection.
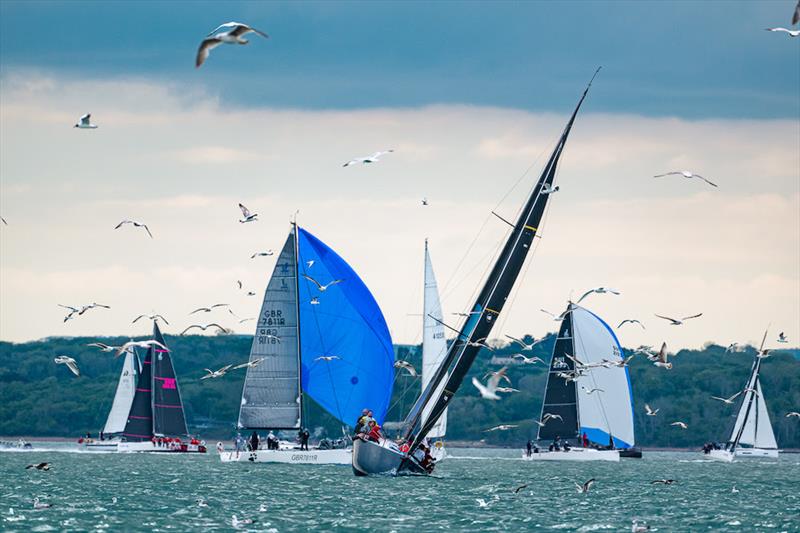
<box><xmin>80</xmin><ymin>348</ymin><xmax>140</xmax><ymax>450</ymax></box>
<box><xmin>351</xmin><ymin>70</ymin><xmax>599</xmax><ymax>476</ymax></box>
<box><xmin>421</xmin><ymin>239</ymin><xmax>448</xmax><ymax>460</ymax></box>
<box><xmin>117</xmin><ymin>322</ymin><xmax>206</xmax><ymax>453</ymax></box>
<box><xmin>707</xmin><ymin>330</ymin><xmax>778</xmax><ymax>462</ymax></box>
<box><xmin>219</xmin><ymin>223</ymin><xmax>395</xmax><ymax>465</ymax></box>
<box><xmin>524</xmin><ymin>302</ymin><xmax>633</xmax><ymax>462</ymax></box>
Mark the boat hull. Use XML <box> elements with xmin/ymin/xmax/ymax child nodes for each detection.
<box><xmin>117</xmin><ymin>441</ymin><xmax>207</xmax><ymax>454</ymax></box>
<box><xmin>619</xmin><ymin>447</ymin><xmax>642</xmax><ymax>458</ymax></box>
<box><xmin>80</xmin><ymin>439</ymin><xmax>120</xmax><ymax>451</ymax></box>
<box><xmin>705</xmin><ymin>449</ymin><xmax>734</xmax><ymax>462</ymax></box>
<box><xmin>521</xmin><ymin>449</ymin><xmax>620</xmax><ymax>462</ymax></box>
<box><xmin>219</xmin><ymin>447</ymin><xmax>351</xmax><ymax>465</ymax></box>
<box><xmin>351</xmin><ymin>438</ymin><xmax>427</xmax><ymax>476</ymax></box>
<box><xmin>735</xmin><ymin>448</ymin><xmax>778</xmax><ymax>459</ymax></box>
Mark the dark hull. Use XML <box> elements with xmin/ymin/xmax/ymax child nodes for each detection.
<box><xmin>619</xmin><ymin>447</ymin><xmax>642</xmax><ymax>458</ymax></box>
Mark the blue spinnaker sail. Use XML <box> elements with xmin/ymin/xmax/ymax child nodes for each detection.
<box><xmin>297</xmin><ymin>228</ymin><xmax>394</xmax><ymax>426</ymax></box>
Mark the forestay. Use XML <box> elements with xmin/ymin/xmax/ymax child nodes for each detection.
<box><xmin>421</xmin><ymin>241</ymin><xmax>448</xmax><ymax>439</ymax></box>
<box><xmin>103</xmin><ymin>348</ymin><xmax>139</xmax><ymax>435</ymax></box>
<box><xmin>238</xmin><ymin>230</ymin><xmax>302</xmax><ymax>430</ymax></box>
<box><xmin>296</xmin><ymin>227</ymin><xmax>394</xmax><ymax>426</ymax></box>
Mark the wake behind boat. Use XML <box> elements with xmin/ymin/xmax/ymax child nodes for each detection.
<box><xmin>219</xmin><ymin>223</ymin><xmax>394</xmax><ymax>465</ymax></box>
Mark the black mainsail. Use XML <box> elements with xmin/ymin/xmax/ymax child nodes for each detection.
<box><xmin>537</xmin><ymin>310</ymin><xmax>580</xmax><ymax>441</ymax></box>
<box><xmin>122</xmin><ymin>347</ymin><xmax>154</xmax><ymax>442</ymax></box>
<box><xmin>402</xmin><ymin>71</ymin><xmax>599</xmax><ymax>453</ymax></box>
<box><xmin>151</xmin><ymin>322</ymin><xmax>189</xmax><ymax>437</ymax></box>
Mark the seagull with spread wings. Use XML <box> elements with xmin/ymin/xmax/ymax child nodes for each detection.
<box><xmin>711</xmin><ymin>391</ymin><xmax>742</xmax><ymax>405</ymax></box>
<box><xmin>577</xmin><ymin>287</ymin><xmax>620</xmax><ymax>303</ymax></box>
<box><xmin>116</xmin><ymin>339</ymin><xmax>168</xmax><ymax>357</ymax></box>
<box><xmin>472</xmin><ymin>367</ymin><xmax>510</xmax><ymax>400</ymax></box>
<box><xmin>644</xmin><ymin>404</ymin><xmax>659</xmax><ymax>416</ymax></box>
<box><xmin>654</xmin><ymin>170</ymin><xmax>717</xmax><ymax>187</ymax></box>
<box><xmin>765</xmin><ymin>27</ymin><xmax>800</xmax><ymax>36</ymax></box>
<box><xmin>575</xmin><ymin>478</ymin><xmax>595</xmax><ymax>493</ymax></box>
<box><xmin>201</xmin><ymin>365</ymin><xmax>234</xmax><ymax>380</ymax></box>
<box><xmin>132</xmin><ymin>314</ymin><xmax>169</xmax><ymax>325</ymax></box>
<box><xmin>196</xmin><ymin>22</ymin><xmax>269</xmax><ymax>68</ymax></box>
<box><xmin>115</xmin><ymin>219</ymin><xmax>153</xmax><ymax>238</ymax></box>
<box><xmin>181</xmin><ymin>323</ymin><xmax>229</xmax><ymax>336</ymax></box>
<box><xmin>315</xmin><ymin>355</ymin><xmax>341</xmax><ymax>362</ymax></box>
<box><xmin>394</xmin><ymin>360</ymin><xmax>418</xmax><ymax>377</ymax></box>
<box><xmin>303</xmin><ymin>274</ymin><xmax>344</xmax><ymax>292</ymax></box>
<box><xmin>190</xmin><ymin>304</ymin><xmax>229</xmax><ymax>315</ymax></box>
<box><xmin>513</xmin><ymin>354</ymin><xmax>545</xmax><ymax>365</ymax></box>
<box><xmin>54</xmin><ymin>356</ymin><xmax>80</xmax><ymax>376</ymax></box>
<box><xmin>505</xmin><ymin>334</ymin><xmax>542</xmax><ymax>351</ymax></box>
<box><xmin>654</xmin><ymin>313</ymin><xmax>702</xmax><ymax>326</ymax></box>
<box><xmin>671</xmin><ymin>421</ymin><xmax>688</xmax><ymax>429</ymax></box>
<box><xmin>238</xmin><ymin>203</ymin><xmax>258</xmax><ymax>223</ymax></box>
<box><xmin>484</xmin><ymin>424</ymin><xmax>518</xmax><ymax>432</ymax></box>
<box><xmin>540</xmin><ymin>184</ymin><xmax>560</xmax><ymax>195</ymax></box>
<box><xmin>251</xmin><ymin>251</ymin><xmax>274</xmax><ymax>259</ymax></box>
<box><xmin>343</xmin><ymin>149</ymin><xmax>394</xmax><ymax>167</ymax></box>
<box><xmin>74</xmin><ymin>113</ymin><xmax>98</xmax><ymax>129</ymax></box>
<box><xmin>232</xmin><ymin>358</ymin><xmax>264</xmax><ymax>370</ymax></box>
<box><xmin>618</xmin><ymin>319</ymin><xmax>645</xmax><ymax>330</ymax></box>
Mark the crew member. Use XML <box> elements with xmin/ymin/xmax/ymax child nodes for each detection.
<box><xmin>582</xmin><ymin>432</ymin><xmax>589</xmax><ymax>448</ymax></box>
<box><xmin>249</xmin><ymin>430</ymin><xmax>260</xmax><ymax>451</ymax></box>
<box><xmin>526</xmin><ymin>440</ymin><xmax>533</xmax><ymax>457</ymax></box>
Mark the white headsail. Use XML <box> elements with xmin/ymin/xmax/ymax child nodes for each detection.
<box><xmin>571</xmin><ymin>304</ymin><xmax>635</xmax><ymax>448</ymax></box>
<box><xmin>730</xmin><ymin>370</ymin><xmax>777</xmax><ymax>450</ymax></box>
<box><xmin>103</xmin><ymin>349</ymin><xmax>139</xmax><ymax>434</ymax></box>
<box><xmin>420</xmin><ymin>241</ymin><xmax>448</xmax><ymax>439</ymax></box>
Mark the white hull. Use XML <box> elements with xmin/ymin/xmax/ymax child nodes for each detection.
<box><xmin>735</xmin><ymin>447</ymin><xmax>778</xmax><ymax>459</ymax></box>
<box><xmin>219</xmin><ymin>447</ymin><xmax>351</xmax><ymax>465</ymax></box>
<box><xmin>521</xmin><ymin>448</ymin><xmax>620</xmax><ymax>462</ymax></box>
<box><xmin>705</xmin><ymin>450</ymin><xmax>734</xmax><ymax>462</ymax></box>
<box><xmin>80</xmin><ymin>439</ymin><xmax>120</xmax><ymax>451</ymax></box>
<box><xmin>117</xmin><ymin>441</ymin><xmax>206</xmax><ymax>454</ymax></box>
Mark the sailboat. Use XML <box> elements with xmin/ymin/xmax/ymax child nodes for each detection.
<box><xmin>706</xmin><ymin>332</ymin><xmax>778</xmax><ymax>462</ymax></box>
<box><xmin>351</xmin><ymin>71</ymin><xmax>599</xmax><ymax>476</ymax></box>
<box><xmin>79</xmin><ymin>348</ymin><xmax>140</xmax><ymax>451</ymax></box>
<box><xmin>524</xmin><ymin>302</ymin><xmax>634</xmax><ymax>462</ymax></box>
<box><xmin>117</xmin><ymin>322</ymin><xmax>206</xmax><ymax>453</ymax></box>
<box><xmin>219</xmin><ymin>223</ymin><xmax>395</xmax><ymax>465</ymax></box>
<box><xmin>421</xmin><ymin>240</ymin><xmax>448</xmax><ymax>461</ymax></box>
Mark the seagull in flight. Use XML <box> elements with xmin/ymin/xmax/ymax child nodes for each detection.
<box><xmin>651</xmin><ymin>342</ymin><xmax>672</xmax><ymax>369</ymax></box>
<box><xmin>115</xmin><ymin>219</ymin><xmax>153</xmax><ymax>238</ymax></box>
<box><xmin>581</xmin><ymin>386</ymin><xmax>605</xmax><ymax>395</ymax></box>
<box><xmin>181</xmin><ymin>323</ymin><xmax>229</xmax><ymax>335</ymax></box>
<box><xmin>484</xmin><ymin>424</ymin><xmax>518</xmax><ymax>432</ymax></box>
<box><xmin>201</xmin><ymin>364</ymin><xmax>234</xmax><ymax>380</ymax></box>
<box><xmin>238</xmin><ymin>203</ymin><xmax>258</xmax><ymax>223</ymax></box>
<box><xmin>654</xmin><ymin>313</ymin><xmax>702</xmax><ymax>326</ymax></box>
<box><xmin>472</xmin><ymin>367</ymin><xmax>510</xmax><ymax>400</ymax></box>
<box><xmin>393</xmin><ymin>360</ymin><xmax>418</xmax><ymax>377</ymax></box>
<box><xmin>54</xmin><ymin>356</ymin><xmax>80</xmax><ymax>376</ymax></box>
<box><xmin>232</xmin><ymin>358</ymin><xmax>265</xmax><ymax>370</ymax></box>
<box><xmin>251</xmin><ymin>251</ymin><xmax>274</xmax><ymax>259</ymax></box>
<box><xmin>575</xmin><ymin>478</ymin><xmax>595</xmax><ymax>493</ymax></box>
<box><xmin>786</xmin><ymin>412</ymin><xmax>800</xmax><ymax>419</ymax></box>
<box><xmin>87</xmin><ymin>342</ymin><xmax>123</xmax><ymax>353</ymax></box>
<box><xmin>777</xmin><ymin>332</ymin><xmax>788</xmax><ymax>343</ymax></box>
<box><xmin>577</xmin><ymin>287</ymin><xmax>620</xmax><ymax>303</ymax></box>
<box><xmin>540</xmin><ymin>413</ymin><xmax>564</xmax><ymax>426</ymax></box>
<box><xmin>540</xmin><ymin>184</ymin><xmax>560</xmax><ymax>195</ymax></box>
<box><xmin>74</xmin><ymin>113</ymin><xmax>98</xmax><ymax>129</ymax></box>
<box><xmin>505</xmin><ymin>334</ymin><xmax>541</xmax><ymax>351</ymax></box>
<box><xmin>343</xmin><ymin>149</ymin><xmax>394</xmax><ymax>167</ymax></box>
<box><xmin>725</xmin><ymin>342</ymin><xmax>739</xmax><ymax>353</ymax></box>
<box><xmin>765</xmin><ymin>27</ymin><xmax>800</xmax><ymax>36</ymax></box>
<box><xmin>190</xmin><ymin>304</ymin><xmax>229</xmax><ymax>315</ymax></box>
<box><xmin>310</xmin><ymin>296</ymin><xmax>320</xmax><ymax>305</ymax></box>
<box><xmin>421</xmin><ymin>198</ymin><xmax>429</xmax><ymax>206</ymax></box>
<box><xmin>196</xmin><ymin>22</ymin><xmax>269</xmax><ymax>68</ymax></box>
<box><xmin>132</xmin><ymin>314</ymin><xmax>169</xmax><ymax>325</ymax></box>
<box><xmin>452</xmin><ymin>311</ymin><xmax>482</xmax><ymax>317</ymax></box>
<box><xmin>315</xmin><ymin>355</ymin><xmax>341</xmax><ymax>362</ymax></box>
<box><xmin>651</xmin><ymin>479</ymin><xmax>678</xmax><ymax>485</ymax></box>
<box><xmin>462</xmin><ymin>338</ymin><xmax>496</xmax><ymax>351</ymax></box>
<box><xmin>116</xmin><ymin>339</ymin><xmax>168</xmax><ymax>357</ymax></box>
<box><xmin>711</xmin><ymin>391</ymin><xmax>742</xmax><ymax>405</ymax></box>
<box><xmin>1</xmin><ymin>216</ymin><xmax>7</xmax><ymax>225</ymax></box>
<box><xmin>618</xmin><ymin>319</ymin><xmax>645</xmax><ymax>330</ymax></box>
<box><xmin>513</xmin><ymin>354</ymin><xmax>545</xmax><ymax>365</ymax></box>
<box><xmin>59</xmin><ymin>303</ymin><xmax>110</xmax><ymax>322</ymax></box>
<box><xmin>743</xmin><ymin>387</ymin><xmax>760</xmax><ymax>397</ymax></box>
<box><xmin>541</xmin><ymin>308</ymin><xmax>568</xmax><ymax>322</ymax></box>
<box><xmin>670</xmin><ymin>421</ymin><xmax>688</xmax><ymax>429</ymax></box>
<box><xmin>303</xmin><ymin>274</ymin><xmax>344</xmax><ymax>291</ymax></box>
<box><xmin>26</xmin><ymin>462</ymin><xmax>51</xmax><ymax>471</ymax></box>
<box><xmin>644</xmin><ymin>404</ymin><xmax>659</xmax><ymax>416</ymax></box>
<box><xmin>654</xmin><ymin>170</ymin><xmax>717</xmax><ymax>187</ymax></box>
<box><xmin>512</xmin><ymin>483</ymin><xmax>528</xmax><ymax>494</ymax></box>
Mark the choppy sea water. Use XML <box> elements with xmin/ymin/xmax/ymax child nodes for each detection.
<box><xmin>1</xmin><ymin>444</ymin><xmax>799</xmax><ymax>532</ymax></box>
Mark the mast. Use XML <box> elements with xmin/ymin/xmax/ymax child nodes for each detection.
<box><xmin>730</xmin><ymin>357</ymin><xmax>761</xmax><ymax>451</ymax></box>
<box><xmin>293</xmin><ymin>222</ymin><xmax>305</xmax><ymax>428</ymax></box>
<box><xmin>403</xmin><ymin>70</ymin><xmax>599</xmax><ymax>452</ymax></box>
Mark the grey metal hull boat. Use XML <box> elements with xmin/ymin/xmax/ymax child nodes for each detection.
<box><xmin>351</xmin><ymin>439</ymin><xmax>426</xmax><ymax>476</ymax></box>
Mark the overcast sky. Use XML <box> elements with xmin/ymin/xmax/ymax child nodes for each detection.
<box><xmin>1</xmin><ymin>1</ymin><xmax>798</xmax><ymax>351</ymax></box>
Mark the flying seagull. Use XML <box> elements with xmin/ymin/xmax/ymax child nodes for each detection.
<box><xmin>618</xmin><ymin>319</ymin><xmax>645</xmax><ymax>330</ymax></box>
<box><xmin>577</xmin><ymin>287</ymin><xmax>620</xmax><ymax>303</ymax></box>
<box><xmin>26</xmin><ymin>462</ymin><xmax>51</xmax><ymax>471</ymax></box>
<box><xmin>236</xmin><ymin>280</ymin><xmax>243</xmax><ymax>290</ymax></box>
<box><xmin>670</xmin><ymin>421</ymin><xmax>688</xmax><ymax>429</ymax></box>
<box><xmin>653</xmin><ymin>170</ymin><xmax>717</xmax><ymax>187</ymax></box>
<box><xmin>786</xmin><ymin>412</ymin><xmax>800</xmax><ymax>419</ymax></box>
<box><xmin>238</xmin><ymin>203</ymin><xmax>258</xmax><ymax>223</ymax></box>
<box><xmin>87</xmin><ymin>342</ymin><xmax>122</xmax><ymax>353</ymax></box>
<box><xmin>310</xmin><ymin>297</ymin><xmax>320</xmax><ymax>305</ymax></box>
<box><xmin>463</xmin><ymin>338</ymin><xmax>496</xmax><ymax>351</ymax></box>
<box><xmin>711</xmin><ymin>391</ymin><xmax>742</xmax><ymax>405</ymax></box>
<box><xmin>505</xmin><ymin>334</ymin><xmax>541</xmax><ymax>351</ymax></box>
<box><xmin>132</xmin><ymin>314</ymin><xmax>169</xmax><ymax>325</ymax></box>
<box><xmin>743</xmin><ymin>387</ymin><xmax>759</xmax><ymax>397</ymax></box>
<box><xmin>651</xmin><ymin>479</ymin><xmax>678</xmax><ymax>485</ymax></box>
<box><xmin>644</xmin><ymin>404</ymin><xmax>659</xmax><ymax>416</ymax></box>
<box><xmin>393</xmin><ymin>360</ymin><xmax>418</xmax><ymax>377</ymax></box>
<box><xmin>541</xmin><ymin>308</ymin><xmax>568</xmax><ymax>321</ymax></box>
<box><xmin>541</xmin><ymin>413</ymin><xmax>563</xmax><ymax>426</ymax></box>
<box><xmin>575</xmin><ymin>478</ymin><xmax>595</xmax><ymax>493</ymax></box>
<box><xmin>181</xmin><ymin>323</ymin><xmax>229</xmax><ymax>335</ymax></box>
<box><xmin>512</xmin><ymin>483</ymin><xmax>528</xmax><ymax>494</ymax></box>
<box><xmin>54</xmin><ymin>356</ymin><xmax>80</xmax><ymax>376</ymax></box>
<box><xmin>513</xmin><ymin>354</ymin><xmax>545</xmax><ymax>365</ymax></box>
<box><xmin>540</xmin><ymin>184</ymin><xmax>560</xmax><ymax>195</ymax></box>
<box><xmin>251</xmin><ymin>251</ymin><xmax>274</xmax><ymax>259</ymax></box>
<box><xmin>725</xmin><ymin>342</ymin><xmax>738</xmax><ymax>353</ymax></box>
<box><xmin>315</xmin><ymin>355</ymin><xmax>341</xmax><ymax>362</ymax></box>
<box><xmin>777</xmin><ymin>332</ymin><xmax>788</xmax><ymax>343</ymax></box>
<box><xmin>765</xmin><ymin>27</ymin><xmax>800</xmax><ymax>36</ymax></box>
<box><xmin>115</xmin><ymin>219</ymin><xmax>153</xmax><ymax>238</ymax></box>
<box><xmin>421</xmin><ymin>198</ymin><xmax>429</xmax><ymax>206</ymax></box>
<box><xmin>74</xmin><ymin>113</ymin><xmax>97</xmax><ymax>129</ymax></box>
<box><xmin>581</xmin><ymin>386</ymin><xmax>605</xmax><ymax>395</ymax></box>
<box><xmin>231</xmin><ymin>358</ymin><xmax>264</xmax><ymax>370</ymax></box>
<box><xmin>190</xmin><ymin>304</ymin><xmax>229</xmax><ymax>315</ymax></box>
<box><xmin>196</xmin><ymin>22</ymin><xmax>269</xmax><ymax>68</ymax></box>
<box><xmin>200</xmin><ymin>364</ymin><xmax>234</xmax><ymax>380</ymax></box>
<box><xmin>343</xmin><ymin>150</ymin><xmax>394</xmax><ymax>167</ymax></box>
<box><xmin>654</xmin><ymin>313</ymin><xmax>702</xmax><ymax>326</ymax></box>
<box><xmin>1</xmin><ymin>217</ymin><xmax>6</xmax><ymax>225</ymax></box>
<box><xmin>484</xmin><ymin>424</ymin><xmax>519</xmax><ymax>432</ymax></box>
<box><xmin>652</xmin><ymin>342</ymin><xmax>672</xmax><ymax>369</ymax></box>
<box><xmin>116</xmin><ymin>339</ymin><xmax>168</xmax><ymax>356</ymax></box>
<box><xmin>472</xmin><ymin>367</ymin><xmax>510</xmax><ymax>400</ymax></box>
<box><xmin>303</xmin><ymin>274</ymin><xmax>344</xmax><ymax>292</ymax></box>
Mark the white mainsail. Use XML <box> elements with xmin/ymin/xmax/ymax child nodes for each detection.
<box><xmin>103</xmin><ymin>349</ymin><xmax>138</xmax><ymax>434</ymax></box>
<box><xmin>420</xmin><ymin>241</ymin><xmax>448</xmax><ymax>439</ymax></box>
<box><xmin>731</xmin><ymin>373</ymin><xmax>777</xmax><ymax>450</ymax></box>
<box><xmin>571</xmin><ymin>304</ymin><xmax>635</xmax><ymax>448</ymax></box>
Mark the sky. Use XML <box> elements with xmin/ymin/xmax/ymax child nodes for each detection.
<box><xmin>0</xmin><ymin>0</ymin><xmax>798</xmax><ymax>352</ymax></box>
